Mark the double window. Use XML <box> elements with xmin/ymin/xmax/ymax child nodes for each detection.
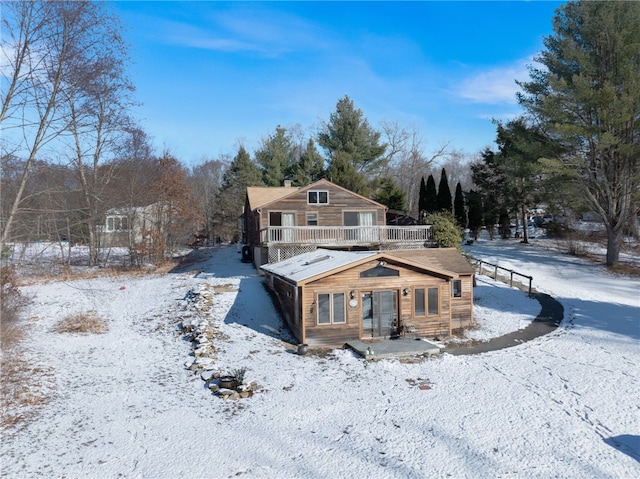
<box><xmin>317</xmin><ymin>292</ymin><xmax>346</xmax><ymax>325</ymax></box>
<box><xmin>106</xmin><ymin>216</ymin><xmax>128</xmax><ymax>232</ymax></box>
<box><xmin>308</xmin><ymin>190</ymin><xmax>328</xmax><ymax>204</ymax></box>
<box><xmin>414</xmin><ymin>287</ymin><xmax>439</xmax><ymax>316</ymax></box>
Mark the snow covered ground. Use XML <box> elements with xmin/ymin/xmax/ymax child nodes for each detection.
<box><xmin>1</xmin><ymin>236</ymin><xmax>639</xmax><ymax>478</ymax></box>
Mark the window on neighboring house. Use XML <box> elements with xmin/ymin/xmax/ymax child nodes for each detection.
<box><xmin>414</xmin><ymin>287</ymin><xmax>439</xmax><ymax>316</ymax></box>
<box><xmin>452</xmin><ymin>280</ymin><xmax>462</xmax><ymax>298</ymax></box>
<box><xmin>307</xmin><ymin>213</ymin><xmax>318</xmax><ymax>226</ymax></box>
<box><xmin>308</xmin><ymin>190</ymin><xmax>328</xmax><ymax>204</ymax></box>
<box><xmin>106</xmin><ymin>216</ymin><xmax>129</xmax><ymax>232</ymax></box>
<box><xmin>317</xmin><ymin>292</ymin><xmax>346</xmax><ymax>325</ymax></box>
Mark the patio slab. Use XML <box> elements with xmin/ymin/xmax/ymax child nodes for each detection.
<box><xmin>346</xmin><ymin>337</ymin><xmax>442</xmax><ymax>360</ymax></box>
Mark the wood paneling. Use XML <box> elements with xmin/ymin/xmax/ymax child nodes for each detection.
<box><xmin>263</xmin><ymin>254</ymin><xmax>475</xmax><ymax>347</ymax></box>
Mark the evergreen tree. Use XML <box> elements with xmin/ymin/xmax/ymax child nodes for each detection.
<box><xmin>326</xmin><ymin>150</ymin><xmax>367</xmax><ymax>195</ymax></box>
<box><xmin>214</xmin><ymin>146</ymin><xmax>263</xmax><ymax>241</ymax></box>
<box><xmin>418</xmin><ymin>176</ymin><xmax>426</xmax><ymax>218</ymax></box>
<box><xmin>424</xmin><ymin>174</ymin><xmax>437</xmax><ymax>217</ymax></box>
<box><xmin>436</xmin><ymin>168</ymin><xmax>452</xmax><ymax>213</ymax></box>
<box><xmin>471</xmin><ymin>148</ymin><xmax>508</xmax><ymax>239</ymax></box>
<box><xmin>290</xmin><ymin>138</ymin><xmax>325</xmax><ymax>187</ymax></box>
<box><xmin>454</xmin><ymin>182</ymin><xmax>466</xmax><ymax>228</ymax></box>
<box><xmin>374</xmin><ymin>177</ymin><xmax>406</xmax><ymax>211</ymax></box>
<box><xmin>255</xmin><ymin>125</ymin><xmax>295</xmax><ymax>187</ymax></box>
<box><xmin>493</xmin><ymin>117</ymin><xmax>563</xmax><ymax>243</ymax></box>
<box><xmin>498</xmin><ymin>209</ymin><xmax>511</xmax><ymax>240</ymax></box>
<box><xmin>517</xmin><ymin>1</ymin><xmax>640</xmax><ymax>266</ymax></box>
<box><xmin>467</xmin><ymin>190</ymin><xmax>483</xmax><ymax>240</ymax></box>
<box><xmin>318</xmin><ymin>95</ymin><xmax>387</xmax><ymax>195</ymax></box>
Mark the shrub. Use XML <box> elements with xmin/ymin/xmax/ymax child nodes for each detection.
<box><xmin>1</xmin><ymin>267</ymin><xmax>26</xmax><ymax>351</ymax></box>
<box><xmin>54</xmin><ymin>311</ymin><xmax>108</xmax><ymax>334</ymax></box>
<box><xmin>425</xmin><ymin>211</ymin><xmax>464</xmax><ymax>250</ymax></box>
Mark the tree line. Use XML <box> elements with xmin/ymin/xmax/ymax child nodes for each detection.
<box><xmin>2</xmin><ymin>1</ymin><xmax>638</xmax><ymax>267</ymax></box>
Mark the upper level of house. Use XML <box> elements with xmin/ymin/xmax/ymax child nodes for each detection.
<box><xmin>243</xmin><ymin>179</ymin><xmax>433</xmax><ymax>250</ymax></box>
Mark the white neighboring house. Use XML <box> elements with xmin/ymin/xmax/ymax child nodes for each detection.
<box><xmin>97</xmin><ymin>203</ymin><xmax>166</xmax><ymax>249</ymax></box>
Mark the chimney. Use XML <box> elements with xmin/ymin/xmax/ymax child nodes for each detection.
<box><xmin>283</xmin><ymin>180</ymin><xmax>292</xmax><ymax>188</ymax></box>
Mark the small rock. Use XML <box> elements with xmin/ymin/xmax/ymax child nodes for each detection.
<box><xmin>217</xmin><ymin>388</ymin><xmax>235</xmax><ymax>395</ymax></box>
<box><xmin>201</xmin><ymin>370</ymin><xmax>216</xmax><ymax>381</ymax></box>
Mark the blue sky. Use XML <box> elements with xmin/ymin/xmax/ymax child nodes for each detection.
<box><xmin>114</xmin><ymin>1</ymin><xmax>565</xmax><ymax>166</ymax></box>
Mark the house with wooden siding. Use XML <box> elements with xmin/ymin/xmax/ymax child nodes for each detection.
<box><xmin>243</xmin><ymin>179</ymin><xmax>434</xmax><ymax>265</ymax></box>
<box><xmin>261</xmin><ymin>248</ymin><xmax>475</xmax><ymax>347</ymax></box>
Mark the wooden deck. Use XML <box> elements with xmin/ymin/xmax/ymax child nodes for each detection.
<box><xmin>261</xmin><ymin>225</ymin><xmax>434</xmax><ymax>246</ymax></box>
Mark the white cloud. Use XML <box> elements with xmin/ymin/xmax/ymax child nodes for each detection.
<box><xmin>455</xmin><ymin>57</ymin><xmax>533</xmax><ymax>104</ymax></box>
<box><xmin>155</xmin><ymin>6</ymin><xmax>332</xmax><ymax>57</ymax></box>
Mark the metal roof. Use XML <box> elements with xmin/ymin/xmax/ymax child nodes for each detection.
<box><xmin>260</xmin><ymin>249</ymin><xmax>378</xmax><ymax>284</ymax></box>
<box><xmin>260</xmin><ymin>247</ymin><xmax>475</xmax><ymax>285</ymax></box>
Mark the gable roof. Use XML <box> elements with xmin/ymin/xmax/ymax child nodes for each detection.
<box><xmin>260</xmin><ymin>247</ymin><xmax>474</xmax><ymax>286</ymax></box>
<box><xmin>246</xmin><ymin>185</ymin><xmax>299</xmax><ymax>211</ymax></box>
<box><xmin>246</xmin><ymin>179</ymin><xmax>387</xmax><ymax>212</ymax></box>
<box><xmin>385</xmin><ymin>248</ymin><xmax>476</xmax><ymax>275</ymax></box>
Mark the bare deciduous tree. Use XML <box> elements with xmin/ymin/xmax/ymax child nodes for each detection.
<box><xmin>1</xmin><ymin>1</ymin><xmax>134</xmax><ymax>265</ymax></box>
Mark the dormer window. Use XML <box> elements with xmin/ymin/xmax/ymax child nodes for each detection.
<box><xmin>308</xmin><ymin>190</ymin><xmax>328</xmax><ymax>204</ymax></box>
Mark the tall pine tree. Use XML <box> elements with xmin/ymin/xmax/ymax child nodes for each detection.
<box><xmin>425</xmin><ymin>174</ymin><xmax>437</xmax><ymax>217</ymax></box>
<box><xmin>290</xmin><ymin>138</ymin><xmax>325</xmax><ymax>186</ymax></box>
<box><xmin>317</xmin><ymin>95</ymin><xmax>387</xmax><ymax>195</ymax></box>
<box><xmin>436</xmin><ymin>168</ymin><xmax>452</xmax><ymax>213</ymax></box>
<box><xmin>255</xmin><ymin>125</ymin><xmax>296</xmax><ymax>187</ymax></box>
<box><xmin>418</xmin><ymin>176</ymin><xmax>426</xmax><ymax>218</ymax></box>
<box><xmin>454</xmin><ymin>182</ymin><xmax>466</xmax><ymax>228</ymax></box>
<box><xmin>517</xmin><ymin>1</ymin><xmax>640</xmax><ymax>265</ymax></box>
<box><xmin>214</xmin><ymin>146</ymin><xmax>263</xmax><ymax>241</ymax></box>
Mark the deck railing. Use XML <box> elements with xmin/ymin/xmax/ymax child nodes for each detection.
<box><xmin>261</xmin><ymin>225</ymin><xmax>434</xmax><ymax>246</ymax></box>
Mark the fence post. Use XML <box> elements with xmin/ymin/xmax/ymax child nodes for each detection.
<box><xmin>494</xmin><ymin>265</ymin><xmax>498</xmax><ymax>280</ymax></box>
<box><xmin>510</xmin><ymin>271</ymin><xmax>514</xmax><ymax>287</ymax></box>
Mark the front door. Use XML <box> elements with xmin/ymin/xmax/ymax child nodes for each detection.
<box><xmin>362</xmin><ymin>291</ymin><xmax>398</xmax><ymax>338</ymax></box>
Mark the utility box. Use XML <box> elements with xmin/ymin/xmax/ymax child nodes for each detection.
<box><xmin>241</xmin><ymin>245</ymin><xmax>252</xmax><ymax>263</ymax></box>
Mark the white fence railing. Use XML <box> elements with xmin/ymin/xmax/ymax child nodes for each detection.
<box><xmin>261</xmin><ymin>225</ymin><xmax>434</xmax><ymax>245</ymax></box>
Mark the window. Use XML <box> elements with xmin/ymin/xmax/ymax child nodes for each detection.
<box><xmin>452</xmin><ymin>280</ymin><xmax>462</xmax><ymax>298</ymax></box>
<box><xmin>308</xmin><ymin>190</ymin><xmax>328</xmax><ymax>204</ymax></box>
<box><xmin>414</xmin><ymin>287</ymin><xmax>439</xmax><ymax>316</ymax></box>
<box><xmin>343</xmin><ymin>211</ymin><xmax>376</xmax><ymax>241</ymax></box>
<box><xmin>317</xmin><ymin>293</ymin><xmax>346</xmax><ymax>325</ymax></box>
<box><xmin>414</xmin><ymin>288</ymin><xmax>425</xmax><ymax>316</ymax></box>
<box><xmin>306</xmin><ymin>213</ymin><xmax>318</xmax><ymax>226</ymax></box>
<box><xmin>360</xmin><ymin>266</ymin><xmax>399</xmax><ymax>278</ymax></box>
<box><xmin>105</xmin><ymin>215</ymin><xmax>129</xmax><ymax>232</ymax></box>
<box><xmin>428</xmin><ymin>288</ymin><xmax>439</xmax><ymax>315</ymax></box>
<box><xmin>269</xmin><ymin>212</ymin><xmax>295</xmax><ymax>242</ymax></box>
